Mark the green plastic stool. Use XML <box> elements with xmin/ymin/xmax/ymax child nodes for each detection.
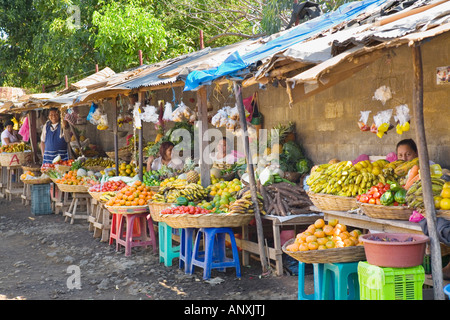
<box><xmin>322</xmin><ymin>262</ymin><xmax>359</xmax><ymax>300</ymax></box>
<box><xmin>158</xmin><ymin>222</ymin><xmax>180</xmax><ymax>266</ymax></box>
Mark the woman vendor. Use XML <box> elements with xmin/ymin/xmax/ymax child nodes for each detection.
<box><xmin>1</xmin><ymin>120</ymin><xmax>20</xmax><ymax>146</ymax></box>
<box><xmin>146</xmin><ymin>141</ymin><xmax>183</xmax><ymax>171</ymax></box>
<box><xmin>40</xmin><ymin>108</ymin><xmax>70</xmax><ymax>164</ymax></box>
<box><xmin>210</xmin><ymin>137</ymin><xmax>239</xmax><ymax>165</ymax></box>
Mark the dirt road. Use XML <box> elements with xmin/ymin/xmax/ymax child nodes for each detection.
<box><xmin>0</xmin><ymin>196</ymin><xmax>302</xmax><ymax>301</ymax></box>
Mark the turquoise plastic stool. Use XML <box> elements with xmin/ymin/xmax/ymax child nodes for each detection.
<box><xmin>322</xmin><ymin>262</ymin><xmax>360</xmax><ymax>300</ymax></box>
<box><xmin>158</xmin><ymin>222</ymin><xmax>180</xmax><ymax>267</ymax></box>
<box><xmin>444</xmin><ymin>284</ymin><xmax>450</xmax><ymax>299</ymax></box>
<box><xmin>298</xmin><ymin>262</ymin><xmax>324</xmax><ymax>300</ymax></box>
<box><xmin>179</xmin><ymin>228</ymin><xmax>196</xmax><ymax>273</ymax></box>
<box><xmin>190</xmin><ymin>227</ymin><xmax>241</xmax><ymax>280</ymax></box>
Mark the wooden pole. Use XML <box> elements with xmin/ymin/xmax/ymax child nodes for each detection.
<box><xmin>233</xmin><ymin>80</ymin><xmax>269</xmax><ymax>274</ymax></box>
<box><xmin>411</xmin><ymin>44</ymin><xmax>445</xmax><ymax>300</ymax></box>
<box><xmin>27</xmin><ymin>111</ymin><xmax>38</xmax><ymax>163</ymax></box>
<box><xmin>200</xmin><ymin>30</ymin><xmax>205</xmax><ymax>49</ymax></box>
<box><xmin>112</xmin><ymin>98</ymin><xmax>119</xmax><ymax>176</ymax></box>
<box><xmin>65</xmin><ymin>75</ymin><xmax>68</xmax><ymax>89</ymax></box>
<box><xmin>196</xmin><ymin>86</ymin><xmax>211</xmax><ymax>188</ymax></box>
<box><xmin>139</xmin><ymin>50</ymin><xmax>143</xmax><ymax>66</ymax></box>
<box><xmin>138</xmin><ymin>91</ymin><xmax>145</xmax><ymax>181</ymax></box>
<box><xmin>95</xmin><ymin>64</ymin><xmax>99</xmax><ymax>73</ymax></box>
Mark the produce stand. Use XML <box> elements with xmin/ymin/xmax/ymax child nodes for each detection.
<box><xmin>239</xmin><ymin>212</ymin><xmax>323</xmax><ymax>276</ymax></box>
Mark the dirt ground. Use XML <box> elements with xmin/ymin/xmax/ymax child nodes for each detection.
<box><xmin>0</xmin><ymin>195</ymin><xmax>308</xmax><ymax>301</ymax></box>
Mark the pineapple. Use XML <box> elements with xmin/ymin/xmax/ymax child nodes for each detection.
<box><xmin>186</xmin><ymin>170</ymin><xmax>199</xmax><ymax>184</ymax></box>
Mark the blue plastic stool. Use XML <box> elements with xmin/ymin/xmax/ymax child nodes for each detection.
<box><xmin>322</xmin><ymin>262</ymin><xmax>360</xmax><ymax>300</ymax></box>
<box><xmin>190</xmin><ymin>227</ymin><xmax>241</xmax><ymax>280</ymax></box>
<box><xmin>179</xmin><ymin>228</ymin><xmax>196</xmax><ymax>273</ymax></box>
<box><xmin>444</xmin><ymin>284</ymin><xmax>450</xmax><ymax>299</ymax></box>
<box><xmin>158</xmin><ymin>222</ymin><xmax>180</xmax><ymax>267</ymax></box>
<box><xmin>298</xmin><ymin>262</ymin><xmax>324</xmax><ymax>300</ymax></box>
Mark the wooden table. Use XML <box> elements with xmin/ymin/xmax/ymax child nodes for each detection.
<box><xmin>88</xmin><ymin>198</ymin><xmax>112</xmax><ymax>242</ymax></box>
<box><xmin>4</xmin><ymin>165</ymin><xmax>23</xmax><ymax>201</ymax></box>
<box><xmin>0</xmin><ymin>166</ymin><xmax>7</xmax><ymax>198</ymax></box>
<box><xmin>238</xmin><ymin>212</ymin><xmax>323</xmax><ymax>276</ymax></box>
<box><xmin>63</xmin><ymin>192</ymin><xmax>91</xmax><ymax>224</ymax></box>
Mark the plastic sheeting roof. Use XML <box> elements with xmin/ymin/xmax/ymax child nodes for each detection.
<box><xmin>183</xmin><ymin>0</ymin><xmax>391</xmax><ymax>91</ymax></box>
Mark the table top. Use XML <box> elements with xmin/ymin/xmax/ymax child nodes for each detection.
<box><xmin>262</xmin><ymin>211</ymin><xmax>323</xmax><ymax>225</ymax></box>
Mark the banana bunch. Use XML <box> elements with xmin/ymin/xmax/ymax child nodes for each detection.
<box><xmin>1</xmin><ymin>142</ymin><xmax>31</xmax><ymax>153</ymax></box>
<box><xmin>307</xmin><ymin>160</ymin><xmax>400</xmax><ymax>197</ymax></box>
<box><xmin>406</xmin><ymin>177</ymin><xmax>444</xmax><ymax>210</ymax></box>
<box><xmin>99</xmin><ymin>192</ymin><xmax>117</xmax><ymax>203</ymax></box>
<box><xmin>228</xmin><ymin>190</ymin><xmax>265</xmax><ymax>215</ymax></box>
<box><xmin>152</xmin><ymin>182</ymin><xmax>207</xmax><ymax>203</ymax></box>
<box><xmin>84</xmin><ymin>157</ymin><xmax>115</xmax><ymax>167</ymax></box>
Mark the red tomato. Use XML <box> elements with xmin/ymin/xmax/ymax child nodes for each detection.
<box><xmin>356</xmin><ymin>195</ymin><xmax>361</xmax><ymax>201</ymax></box>
<box><xmin>373</xmin><ymin>191</ymin><xmax>381</xmax><ymax>199</ymax></box>
<box><xmin>384</xmin><ymin>184</ymin><xmax>390</xmax><ymax>190</ymax></box>
<box><xmin>360</xmin><ymin>195</ymin><xmax>369</xmax><ymax>203</ymax></box>
<box><xmin>376</xmin><ymin>182</ymin><xmax>384</xmax><ymax>189</ymax></box>
<box><xmin>376</xmin><ymin>198</ymin><xmax>381</xmax><ymax>205</ymax></box>
<box><xmin>393</xmin><ymin>202</ymin><xmax>399</xmax><ymax>206</ymax></box>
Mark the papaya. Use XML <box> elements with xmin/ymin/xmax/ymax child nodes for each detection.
<box><xmin>394</xmin><ymin>158</ymin><xmax>419</xmax><ymax>177</ymax></box>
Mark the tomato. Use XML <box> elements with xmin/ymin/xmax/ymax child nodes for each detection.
<box><xmin>384</xmin><ymin>184</ymin><xmax>390</xmax><ymax>190</ymax></box>
<box><xmin>368</xmin><ymin>198</ymin><xmax>376</xmax><ymax>205</ymax></box>
<box><xmin>376</xmin><ymin>198</ymin><xmax>381</xmax><ymax>205</ymax></box>
<box><xmin>356</xmin><ymin>195</ymin><xmax>361</xmax><ymax>201</ymax></box>
<box><xmin>360</xmin><ymin>195</ymin><xmax>369</xmax><ymax>203</ymax></box>
<box><xmin>373</xmin><ymin>191</ymin><xmax>381</xmax><ymax>199</ymax></box>
<box><xmin>393</xmin><ymin>202</ymin><xmax>399</xmax><ymax>206</ymax></box>
<box><xmin>377</xmin><ymin>182</ymin><xmax>384</xmax><ymax>189</ymax></box>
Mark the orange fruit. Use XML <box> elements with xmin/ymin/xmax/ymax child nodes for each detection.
<box><xmin>299</xmin><ymin>243</ymin><xmax>309</xmax><ymax>251</ymax></box>
<box><xmin>314</xmin><ymin>219</ymin><xmax>325</xmax><ymax>229</ymax></box>
<box><xmin>339</xmin><ymin>232</ymin><xmax>349</xmax><ymax>241</ymax></box>
<box><xmin>343</xmin><ymin>239</ymin><xmax>355</xmax><ymax>247</ymax></box>
<box><xmin>335</xmin><ymin>240</ymin><xmax>345</xmax><ymax>248</ymax></box>
<box><xmin>317</xmin><ymin>237</ymin><xmax>328</xmax><ymax>245</ymax></box>
<box><xmin>328</xmin><ymin>219</ymin><xmax>339</xmax><ymax>227</ymax></box>
<box><xmin>325</xmin><ymin>240</ymin><xmax>335</xmax><ymax>249</ymax></box>
<box><xmin>125</xmin><ymin>201</ymin><xmax>132</xmax><ymax>206</ymax></box>
<box><xmin>314</xmin><ymin>229</ymin><xmax>325</xmax><ymax>238</ymax></box>
<box><xmin>138</xmin><ymin>199</ymin><xmax>145</xmax><ymax>206</ymax></box>
<box><xmin>318</xmin><ymin>245</ymin><xmax>327</xmax><ymax>250</ymax></box>
<box><xmin>323</xmin><ymin>225</ymin><xmax>334</xmax><ymax>236</ymax></box>
<box><xmin>307</xmin><ymin>225</ymin><xmax>316</xmax><ymax>234</ymax></box>
<box><xmin>307</xmin><ymin>242</ymin><xmax>319</xmax><ymax>250</ymax></box>
<box><xmin>286</xmin><ymin>242</ymin><xmax>299</xmax><ymax>252</ymax></box>
<box><xmin>335</xmin><ymin>223</ymin><xmax>347</xmax><ymax>232</ymax></box>
<box><xmin>305</xmin><ymin>235</ymin><xmax>317</xmax><ymax>243</ymax></box>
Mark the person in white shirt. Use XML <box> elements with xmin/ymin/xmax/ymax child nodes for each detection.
<box><xmin>1</xmin><ymin>120</ymin><xmax>20</xmax><ymax>146</ymax></box>
<box><xmin>146</xmin><ymin>141</ymin><xmax>183</xmax><ymax>171</ymax></box>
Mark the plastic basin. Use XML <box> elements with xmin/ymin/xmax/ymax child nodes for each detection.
<box><xmin>361</xmin><ymin>233</ymin><xmax>429</xmax><ymax>268</ymax></box>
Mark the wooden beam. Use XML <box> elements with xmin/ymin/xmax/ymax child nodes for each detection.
<box><xmin>412</xmin><ymin>44</ymin><xmax>445</xmax><ymax>300</ymax></box>
<box><xmin>233</xmin><ymin>80</ymin><xmax>269</xmax><ymax>275</ymax></box>
<box><xmin>111</xmin><ymin>98</ymin><xmax>119</xmax><ymax>176</ymax></box>
<box><xmin>27</xmin><ymin>111</ymin><xmax>39</xmax><ymax>163</ymax></box>
<box><xmin>196</xmin><ymin>86</ymin><xmax>211</xmax><ymax>188</ymax></box>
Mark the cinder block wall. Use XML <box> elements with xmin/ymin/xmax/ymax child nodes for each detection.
<box><xmin>255</xmin><ymin>31</ymin><xmax>450</xmax><ymax>168</ymax></box>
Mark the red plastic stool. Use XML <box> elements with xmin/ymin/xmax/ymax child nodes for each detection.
<box><xmin>109</xmin><ymin>213</ymin><xmax>147</xmax><ymax>248</ymax></box>
<box><xmin>112</xmin><ymin>213</ymin><xmax>157</xmax><ymax>256</ymax></box>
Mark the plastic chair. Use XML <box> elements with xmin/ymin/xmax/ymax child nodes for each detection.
<box><xmin>322</xmin><ymin>262</ymin><xmax>360</xmax><ymax>300</ymax></box>
<box><xmin>114</xmin><ymin>213</ymin><xmax>157</xmax><ymax>256</ymax></box>
<box><xmin>158</xmin><ymin>222</ymin><xmax>180</xmax><ymax>267</ymax></box>
<box><xmin>179</xmin><ymin>228</ymin><xmax>196</xmax><ymax>273</ymax></box>
<box><xmin>298</xmin><ymin>262</ymin><xmax>324</xmax><ymax>300</ymax></box>
<box><xmin>189</xmin><ymin>227</ymin><xmax>241</xmax><ymax>280</ymax></box>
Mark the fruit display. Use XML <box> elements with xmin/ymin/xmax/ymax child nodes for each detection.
<box><xmin>152</xmin><ymin>179</ymin><xmax>207</xmax><ymax>204</ymax></box>
<box><xmin>406</xmin><ymin>177</ymin><xmax>447</xmax><ymax>211</ymax></box>
<box><xmin>106</xmin><ymin>181</ymin><xmax>156</xmax><ymax>207</ymax></box>
<box><xmin>82</xmin><ymin>157</ymin><xmax>115</xmax><ymax>168</ymax></box>
<box><xmin>20</xmin><ymin>171</ymin><xmax>35</xmax><ymax>180</ymax></box>
<box><xmin>160</xmin><ymin>205</ymin><xmax>211</xmax><ymax>215</ymax></box>
<box><xmin>0</xmin><ymin>142</ymin><xmax>31</xmax><ymax>153</ymax></box>
<box><xmin>143</xmin><ymin>170</ymin><xmax>161</xmax><ymax>186</ymax></box>
<box><xmin>307</xmin><ymin>159</ymin><xmax>403</xmax><ymax>197</ymax></box>
<box><xmin>41</xmin><ymin>163</ymin><xmax>55</xmax><ymax>172</ymax></box>
<box><xmin>89</xmin><ymin>180</ymin><xmax>127</xmax><ymax>193</ymax></box>
<box><xmin>285</xmin><ymin>218</ymin><xmax>363</xmax><ymax>252</ymax></box>
<box><xmin>54</xmin><ymin>170</ymin><xmax>98</xmax><ymax>188</ymax></box>
<box><xmin>228</xmin><ymin>190</ymin><xmax>265</xmax><ymax>215</ymax></box>
<box><xmin>357</xmin><ymin>182</ymin><xmax>407</xmax><ymax>206</ymax></box>
<box><xmin>53</xmin><ymin>159</ymin><xmax>74</xmax><ymax>167</ymax></box>
<box><xmin>118</xmin><ymin>162</ymin><xmax>137</xmax><ymax>177</ymax></box>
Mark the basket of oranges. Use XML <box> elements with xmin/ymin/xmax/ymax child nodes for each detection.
<box><xmin>282</xmin><ymin>218</ymin><xmax>366</xmax><ymax>263</ymax></box>
<box><xmin>105</xmin><ymin>181</ymin><xmax>156</xmax><ymax>215</ymax></box>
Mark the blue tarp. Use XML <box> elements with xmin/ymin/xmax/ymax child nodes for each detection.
<box><xmin>183</xmin><ymin>0</ymin><xmax>389</xmax><ymax>91</ymax></box>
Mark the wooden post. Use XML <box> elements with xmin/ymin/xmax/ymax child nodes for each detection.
<box><xmin>27</xmin><ymin>111</ymin><xmax>39</xmax><ymax>163</ymax></box>
<box><xmin>111</xmin><ymin>98</ymin><xmax>119</xmax><ymax>176</ymax></box>
<box><xmin>138</xmin><ymin>91</ymin><xmax>145</xmax><ymax>181</ymax></box>
<box><xmin>411</xmin><ymin>44</ymin><xmax>445</xmax><ymax>300</ymax></box>
<box><xmin>139</xmin><ymin>50</ymin><xmax>143</xmax><ymax>66</ymax></box>
<box><xmin>95</xmin><ymin>64</ymin><xmax>99</xmax><ymax>73</ymax></box>
<box><xmin>233</xmin><ymin>80</ymin><xmax>269</xmax><ymax>274</ymax></box>
<box><xmin>65</xmin><ymin>75</ymin><xmax>68</xmax><ymax>89</ymax></box>
<box><xmin>200</xmin><ymin>30</ymin><xmax>205</xmax><ymax>49</ymax></box>
<box><xmin>197</xmin><ymin>86</ymin><xmax>211</xmax><ymax>188</ymax></box>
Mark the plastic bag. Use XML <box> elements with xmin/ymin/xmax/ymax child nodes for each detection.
<box><xmin>394</xmin><ymin>104</ymin><xmax>411</xmax><ymax>135</ymax></box>
<box><xmin>171</xmin><ymin>101</ymin><xmax>194</xmax><ymax>122</ymax></box>
<box><xmin>97</xmin><ymin>113</ymin><xmax>109</xmax><ymax>130</ymax></box>
<box><xmin>163</xmin><ymin>102</ymin><xmax>173</xmax><ymax>121</ymax></box>
<box><xmin>87</xmin><ymin>103</ymin><xmax>99</xmax><ymax>125</ymax></box>
<box><xmin>133</xmin><ymin>102</ymin><xmax>142</xmax><ymax>129</ymax></box>
<box><xmin>141</xmin><ymin>105</ymin><xmax>159</xmax><ymax>123</ymax></box>
<box><xmin>373</xmin><ymin>109</ymin><xmax>392</xmax><ymax>138</ymax></box>
<box><xmin>357</xmin><ymin>110</ymin><xmax>371</xmax><ymax>131</ymax></box>
<box><xmin>372</xmin><ymin>86</ymin><xmax>392</xmax><ymax>105</ymax></box>
<box><xmin>211</xmin><ymin>107</ymin><xmax>231</xmax><ymax>128</ymax></box>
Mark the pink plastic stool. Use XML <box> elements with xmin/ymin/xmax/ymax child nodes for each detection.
<box><xmin>113</xmin><ymin>213</ymin><xmax>157</xmax><ymax>256</ymax></box>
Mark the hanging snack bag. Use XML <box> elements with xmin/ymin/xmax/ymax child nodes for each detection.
<box><xmin>357</xmin><ymin>110</ymin><xmax>371</xmax><ymax>131</ymax></box>
<box><xmin>373</xmin><ymin>109</ymin><xmax>392</xmax><ymax>138</ymax></box>
<box><xmin>394</xmin><ymin>104</ymin><xmax>411</xmax><ymax>135</ymax></box>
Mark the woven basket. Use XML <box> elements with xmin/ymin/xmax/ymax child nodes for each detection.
<box><xmin>437</xmin><ymin>209</ymin><xmax>450</xmax><ymax>219</ymax></box>
<box><xmin>22</xmin><ymin>165</ymin><xmax>42</xmax><ymax>172</ymax></box>
<box><xmin>55</xmin><ymin>183</ymin><xmax>88</xmax><ymax>193</ymax></box>
<box><xmin>0</xmin><ymin>151</ymin><xmax>32</xmax><ymax>167</ymax></box>
<box><xmin>153</xmin><ymin>212</ymin><xmax>254</xmax><ymax>229</ymax></box>
<box><xmin>307</xmin><ymin>191</ymin><xmax>357</xmax><ymax>211</ymax></box>
<box><xmin>106</xmin><ymin>149</ymin><xmax>132</xmax><ymax>162</ymax></box>
<box><xmin>148</xmin><ymin>202</ymin><xmax>176</xmax><ymax>218</ymax></box>
<box><xmin>282</xmin><ymin>238</ymin><xmax>366</xmax><ymax>263</ymax></box>
<box><xmin>21</xmin><ymin>177</ymin><xmax>52</xmax><ymax>185</ymax></box>
<box><xmin>105</xmin><ymin>205</ymin><xmax>149</xmax><ymax>215</ymax></box>
<box><xmin>89</xmin><ymin>191</ymin><xmax>117</xmax><ymax>202</ymax></box>
<box><xmin>357</xmin><ymin>202</ymin><xmax>413</xmax><ymax>220</ymax></box>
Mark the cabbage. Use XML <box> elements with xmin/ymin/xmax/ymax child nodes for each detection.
<box><xmin>282</xmin><ymin>141</ymin><xmax>303</xmax><ymax>160</ymax></box>
<box><xmin>296</xmin><ymin>159</ymin><xmax>310</xmax><ymax>174</ymax></box>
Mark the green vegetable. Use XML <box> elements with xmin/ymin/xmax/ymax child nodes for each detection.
<box><xmin>282</xmin><ymin>141</ymin><xmax>304</xmax><ymax>160</ymax></box>
<box><xmin>176</xmin><ymin>197</ymin><xmax>188</xmax><ymax>206</ymax></box>
<box><xmin>296</xmin><ymin>159</ymin><xmax>310</xmax><ymax>174</ymax></box>
<box><xmin>380</xmin><ymin>190</ymin><xmax>394</xmax><ymax>206</ymax></box>
<box><xmin>394</xmin><ymin>189</ymin><xmax>407</xmax><ymax>204</ymax></box>
<box><xmin>387</xmin><ymin>180</ymin><xmax>401</xmax><ymax>193</ymax></box>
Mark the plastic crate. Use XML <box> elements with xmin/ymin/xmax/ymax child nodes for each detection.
<box><xmin>358</xmin><ymin>261</ymin><xmax>425</xmax><ymax>300</ymax></box>
<box><xmin>31</xmin><ymin>184</ymin><xmax>52</xmax><ymax>215</ymax></box>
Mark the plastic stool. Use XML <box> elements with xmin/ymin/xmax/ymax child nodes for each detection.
<box><xmin>179</xmin><ymin>228</ymin><xmax>196</xmax><ymax>273</ymax></box>
<box><xmin>444</xmin><ymin>284</ymin><xmax>450</xmax><ymax>299</ymax></box>
<box><xmin>190</xmin><ymin>227</ymin><xmax>241</xmax><ymax>280</ymax></box>
<box><xmin>158</xmin><ymin>222</ymin><xmax>180</xmax><ymax>266</ymax></box>
<box><xmin>114</xmin><ymin>213</ymin><xmax>157</xmax><ymax>256</ymax></box>
<box><xmin>322</xmin><ymin>262</ymin><xmax>359</xmax><ymax>300</ymax></box>
<box><xmin>298</xmin><ymin>262</ymin><xmax>324</xmax><ymax>300</ymax></box>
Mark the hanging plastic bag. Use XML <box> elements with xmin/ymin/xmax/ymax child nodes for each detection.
<box><xmin>357</xmin><ymin>110</ymin><xmax>371</xmax><ymax>131</ymax></box>
<box><xmin>87</xmin><ymin>103</ymin><xmax>99</xmax><ymax>125</ymax></box>
<box><xmin>133</xmin><ymin>102</ymin><xmax>142</xmax><ymax>129</ymax></box>
<box><xmin>394</xmin><ymin>104</ymin><xmax>411</xmax><ymax>135</ymax></box>
<box><xmin>163</xmin><ymin>102</ymin><xmax>173</xmax><ymax>121</ymax></box>
<box><xmin>372</xmin><ymin>86</ymin><xmax>392</xmax><ymax>105</ymax></box>
<box><xmin>141</xmin><ymin>105</ymin><xmax>159</xmax><ymax>123</ymax></box>
<box><xmin>97</xmin><ymin>113</ymin><xmax>109</xmax><ymax>130</ymax></box>
<box><xmin>372</xmin><ymin>109</ymin><xmax>393</xmax><ymax>138</ymax></box>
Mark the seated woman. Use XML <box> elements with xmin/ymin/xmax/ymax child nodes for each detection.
<box><xmin>210</xmin><ymin>137</ymin><xmax>239</xmax><ymax>166</ymax></box>
<box><xmin>1</xmin><ymin>120</ymin><xmax>20</xmax><ymax>146</ymax></box>
<box><xmin>146</xmin><ymin>141</ymin><xmax>183</xmax><ymax>172</ymax></box>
